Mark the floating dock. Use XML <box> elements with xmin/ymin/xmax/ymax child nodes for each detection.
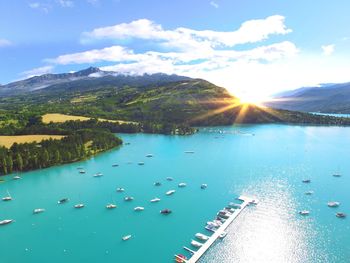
<box><xmin>181</xmin><ymin>195</ymin><xmax>257</xmax><ymax>263</ymax></box>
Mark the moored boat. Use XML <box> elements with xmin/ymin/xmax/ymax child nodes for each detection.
<box><xmin>327</xmin><ymin>201</ymin><xmax>340</xmax><ymax>207</ymax></box>
<box><xmin>200</xmin><ymin>184</ymin><xmax>207</xmax><ymax>189</ymax></box>
<box><xmin>93</xmin><ymin>172</ymin><xmax>103</xmax><ymax>177</ymax></box>
<box><xmin>195</xmin><ymin>233</ymin><xmax>209</xmax><ymax>241</ymax></box>
<box><xmin>58</xmin><ymin>198</ymin><xmax>69</xmax><ymax>204</ymax></box>
<box><xmin>0</xmin><ymin>219</ymin><xmax>13</xmax><ymax>226</ymax></box>
<box><xmin>122</xmin><ymin>234</ymin><xmax>132</xmax><ymax>241</ymax></box>
<box><xmin>116</xmin><ymin>187</ymin><xmax>125</xmax><ymax>192</ymax></box>
<box><xmin>160</xmin><ymin>209</ymin><xmax>172</xmax><ymax>215</ymax></box>
<box><xmin>191</xmin><ymin>240</ymin><xmax>203</xmax><ymax>248</ymax></box>
<box><xmin>154</xmin><ymin>182</ymin><xmax>162</xmax><ymax>186</ymax></box>
<box><xmin>2</xmin><ymin>190</ymin><xmax>12</xmax><ymax>201</ymax></box>
<box><xmin>33</xmin><ymin>208</ymin><xmax>45</xmax><ymax>214</ymax></box>
<box><xmin>174</xmin><ymin>254</ymin><xmax>187</xmax><ymax>263</ymax></box>
<box><xmin>124</xmin><ymin>196</ymin><xmax>134</xmax><ymax>201</ymax></box>
<box><xmin>146</xmin><ymin>154</ymin><xmax>153</xmax><ymax>157</ymax></box>
<box><xmin>299</xmin><ymin>210</ymin><xmax>310</xmax><ymax>216</ymax></box>
<box><xmin>336</xmin><ymin>212</ymin><xmax>346</xmax><ymax>218</ymax></box>
<box><xmin>150</xmin><ymin>198</ymin><xmax>161</xmax><ymax>203</ymax></box>
<box><xmin>74</xmin><ymin>203</ymin><xmax>85</xmax><ymax>209</ymax></box>
<box><xmin>304</xmin><ymin>191</ymin><xmax>314</xmax><ymax>195</ymax></box>
<box><xmin>138</xmin><ymin>162</ymin><xmax>145</xmax><ymax>165</ymax></box>
<box><xmin>184</xmin><ymin>151</ymin><xmax>195</xmax><ymax>154</ymax></box>
<box><xmin>166</xmin><ymin>190</ymin><xmax>176</xmax><ymax>196</ymax></box>
<box><xmin>178</xmin><ymin>183</ymin><xmax>187</xmax><ymax>188</ymax></box>
<box><xmin>302</xmin><ymin>179</ymin><xmax>311</xmax><ymax>183</ymax></box>
<box><xmin>166</xmin><ymin>177</ymin><xmax>173</xmax><ymax>181</ymax></box>
<box><xmin>333</xmin><ymin>173</ymin><xmax>341</xmax><ymax>177</ymax></box>
<box><xmin>13</xmin><ymin>176</ymin><xmax>21</xmax><ymax>180</ymax></box>
<box><xmin>134</xmin><ymin>206</ymin><xmax>144</xmax><ymax>211</ymax></box>
<box><xmin>106</xmin><ymin>204</ymin><xmax>117</xmax><ymax>209</ymax></box>
<box><xmin>112</xmin><ymin>164</ymin><xmax>119</xmax><ymax>167</ymax></box>
<box><xmin>219</xmin><ymin>231</ymin><xmax>227</xmax><ymax>239</ymax></box>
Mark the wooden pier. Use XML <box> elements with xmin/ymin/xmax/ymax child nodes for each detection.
<box><xmin>181</xmin><ymin>196</ymin><xmax>257</xmax><ymax>263</ymax></box>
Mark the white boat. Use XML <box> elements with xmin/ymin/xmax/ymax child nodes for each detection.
<box><xmin>116</xmin><ymin>188</ymin><xmax>125</xmax><ymax>192</ymax></box>
<box><xmin>195</xmin><ymin>233</ymin><xmax>209</xmax><ymax>241</ymax></box>
<box><xmin>2</xmin><ymin>190</ymin><xmax>12</xmax><ymax>201</ymax></box>
<box><xmin>134</xmin><ymin>206</ymin><xmax>144</xmax><ymax>211</ymax></box>
<box><xmin>299</xmin><ymin>210</ymin><xmax>310</xmax><ymax>216</ymax></box>
<box><xmin>166</xmin><ymin>190</ymin><xmax>175</xmax><ymax>196</ymax></box>
<box><xmin>122</xmin><ymin>235</ymin><xmax>132</xmax><ymax>241</ymax></box>
<box><xmin>191</xmin><ymin>240</ymin><xmax>203</xmax><ymax>248</ymax></box>
<box><xmin>228</xmin><ymin>202</ymin><xmax>241</xmax><ymax>209</ymax></box>
<box><xmin>74</xmin><ymin>204</ymin><xmax>85</xmax><ymax>209</ymax></box>
<box><xmin>336</xmin><ymin>212</ymin><xmax>346</xmax><ymax>218</ymax></box>
<box><xmin>0</xmin><ymin>219</ymin><xmax>13</xmax><ymax>225</ymax></box>
<box><xmin>106</xmin><ymin>204</ymin><xmax>117</xmax><ymax>209</ymax></box>
<box><xmin>219</xmin><ymin>231</ymin><xmax>227</xmax><ymax>239</ymax></box>
<box><xmin>327</xmin><ymin>201</ymin><xmax>340</xmax><ymax>207</ymax></box>
<box><xmin>124</xmin><ymin>196</ymin><xmax>134</xmax><ymax>201</ymax></box>
<box><xmin>93</xmin><ymin>172</ymin><xmax>103</xmax><ymax>177</ymax></box>
<box><xmin>150</xmin><ymin>198</ymin><xmax>161</xmax><ymax>203</ymax></box>
<box><xmin>200</xmin><ymin>184</ymin><xmax>207</xmax><ymax>189</ymax></box>
<box><xmin>33</xmin><ymin>208</ymin><xmax>45</xmax><ymax>214</ymax></box>
<box><xmin>178</xmin><ymin>183</ymin><xmax>187</xmax><ymax>188</ymax></box>
<box><xmin>79</xmin><ymin>170</ymin><xmax>86</xmax><ymax>174</ymax></box>
<box><xmin>13</xmin><ymin>176</ymin><xmax>21</xmax><ymax>180</ymax></box>
<box><xmin>58</xmin><ymin>198</ymin><xmax>69</xmax><ymax>204</ymax></box>
<box><xmin>146</xmin><ymin>154</ymin><xmax>153</xmax><ymax>157</ymax></box>
<box><xmin>166</xmin><ymin>177</ymin><xmax>173</xmax><ymax>181</ymax></box>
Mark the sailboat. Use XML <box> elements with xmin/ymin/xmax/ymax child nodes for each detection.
<box><xmin>2</xmin><ymin>190</ymin><xmax>12</xmax><ymax>201</ymax></box>
<box><xmin>106</xmin><ymin>194</ymin><xmax>117</xmax><ymax>209</ymax></box>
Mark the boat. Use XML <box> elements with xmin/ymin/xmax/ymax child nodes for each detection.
<box><xmin>336</xmin><ymin>212</ymin><xmax>346</xmax><ymax>218</ymax></box>
<box><xmin>154</xmin><ymin>182</ymin><xmax>162</xmax><ymax>186</ymax></box>
<box><xmin>93</xmin><ymin>172</ymin><xmax>103</xmax><ymax>177</ymax></box>
<box><xmin>112</xmin><ymin>164</ymin><xmax>119</xmax><ymax>167</ymax></box>
<box><xmin>304</xmin><ymin>191</ymin><xmax>314</xmax><ymax>195</ymax></box>
<box><xmin>77</xmin><ymin>167</ymin><xmax>84</xmax><ymax>170</ymax></box>
<box><xmin>184</xmin><ymin>151</ymin><xmax>195</xmax><ymax>154</ymax></box>
<box><xmin>150</xmin><ymin>198</ymin><xmax>161</xmax><ymax>203</ymax></box>
<box><xmin>166</xmin><ymin>190</ymin><xmax>176</xmax><ymax>196</ymax></box>
<box><xmin>327</xmin><ymin>201</ymin><xmax>340</xmax><ymax>207</ymax></box>
<box><xmin>134</xmin><ymin>206</ymin><xmax>144</xmax><ymax>211</ymax></box>
<box><xmin>58</xmin><ymin>198</ymin><xmax>69</xmax><ymax>204</ymax></box>
<box><xmin>228</xmin><ymin>202</ymin><xmax>241</xmax><ymax>209</ymax></box>
<box><xmin>200</xmin><ymin>184</ymin><xmax>207</xmax><ymax>189</ymax></box>
<box><xmin>302</xmin><ymin>179</ymin><xmax>311</xmax><ymax>183</ymax></box>
<box><xmin>116</xmin><ymin>188</ymin><xmax>125</xmax><ymax>192</ymax></box>
<box><xmin>174</xmin><ymin>254</ymin><xmax>187</xmax><ymax>263</ymax></box>
<box><xmin>195</xmin><ymin>233</ymin><xmax>209</xmax><ymax>241</ymax></box>
<box><xmin>160</xmin><ymin>209</ymin><xmax>172</xmax><ymax>215</ymax></box>
<box><xmin>124</xmin><ymin>196</ymin><xmax>134</xmax><ymax>201</ymax></box>
<box><xmin>122</xmin><ymin>235</ymin><xmax>132</xmax><ymax>241</ymax></box>
<box><xmin>13</xmin><ymin>176</ymin><xmax>21</xmax><ymax>180</ymax></box>
<box><xmin>79</xmin><ymin>170</ymin><xmax>86</xmax><ymax>174</ymax></box>
<box><xmin>191</xmin><ymin>240</ymin><xmax>203</xmax><ymax>248</ymax></box>
<box><xmin>178</xmin><ymin>183</ymin><xmax>187</xmax><ymax>188</ymax></box>
<box><xmin>0</xmin><ymin>219</ymin><xmax>13</xmax><ymax>225</ymax></box>
<box><xmin>33</xmin><ymin>208</ymin><xmax>45</xmax><ymax>214</ymax></box>
<box><xmin>166</xmin><ymin>177</ymin><xmax>173</xmax><ymax>181</ymax></box>
<box><xmin>219</xmin><ymin>231</ymin><xmax>227</xmax><ymax>239</ymax></box>
<box><xmin>146</xmin><ymin>154</ymin><xmax>153</xmax><ymax>157</ymax></box>
<box><xmin>2</xmin><ymin>190</ymin><xmax>12</xmax><ymax>201</ymax></box>
<box><xmin>74</xmin><ymin>203</ymin><xmax>85</xmax><ymax>208</ymax></box>
<box><xmin>138</xmin><ymin>162</ymin><xmax>145</xmax><ymax>165</ymax></box>
<box><xmin>205</xmin><ymin>224</ymin><xmax>216</xmax><ymax>232</ymax></box>
<box><xmin>333</xmin><ymin>173</ymin><xmax>341</xmax><ymax>177</ymax></box>
<box><xmin>299</xmin><ymin>210</ymin><xmax>310</xmax><ymax>215</ymax></box>
<box><xmin>106</xmin><ymin>204</ymin><xmax>117</xmax><ymax>209</ymax></box>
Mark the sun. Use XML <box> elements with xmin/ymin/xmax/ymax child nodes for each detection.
<box><xmin>238</xmin><ymin>94</ymin><xmax>267</xmax><ymax>106</ymax></box>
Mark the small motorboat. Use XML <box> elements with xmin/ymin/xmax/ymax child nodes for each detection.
<box><xmin>228</xmin><ymin>202</ymin><xmax>241</xmax><ymax>209</ymax></box>
<box><xmin>205</xmin><ymin>224</ymin><xmax>217</xmax><ymax>232</ymax></box>
<box><xmin>79</xmin><ymin>170</ymin><xmax>86</xmax><ymax>174</ymax></box>
<box><xmin>191</xmin><ymin>240</ymin><xmax>203</xmax><ymax>248</ymax></box>
<box><xmin>122</xmin><ymin>235</ymin><xmax>132</xmax><ymax>241</ymax></box>
<box><xmin>124</xmin><ymin>196</ymin><xmax>134</xmax><ymax>201</ymax></box>
<box><xmin>178</xmin><ymin>183</ymin><xmax>187</xmax><ymax>188</ymax></box>
<box><xmin>195</xmin><ymin>233</ymin><xmax>209</xmax><ymax>241</ymax></box>
<box><xmin>184</xmin><ymin>151</ymin><xmax>195</xmax><ymax>154</ymax></box>
<box><xmin>58</xmin><ymin>198</ymin><xmax>69</xmax><ymax>204</ymax></box>
<box><xmin>336</xmin><ymin>212</ymin><xmax>346</xmax><ymax>218</ymax></box>
<box><xmin>116</xmin><ymin>188</ymin><xmax>125</xmax><ymax>192</ymax></box>
<box><xmin>93</xmin><ymin>172</ymin><xmax>103</xmax><ymax>177</ymax></box>
<box><xmin>33</xmin><ymin>208</ymin><xmax>45</xmax><ymax>214</ymax></box>
<box><xmin>166</xmin><ymin>190</ymin><xmax>176</xmax><ymax>196</ymax></box>
<box><xmin>77</xmin><ymin>167</ymin><xmax>84</xmax><ymax>170</ymax></box>
<box><xmin>299</xmin><ymin>210</ymin><xmax>310</xmax><ymax>216</ymax></box>
<box><xmin>302</xmin><ymin>179</ymin><xmax>311</xmax><ymax>183</ymax></box>
<box><xmin>74</xmin><ymin>204</ymin><xmax>85</xmax><ymax>209</ymax></box>
<box><xmin>150</xmin><ymin>198</ymin><xmax>161</xmax><ymax>203</ymax></box>
<box><xmin>166</xmin><ymin>177</ymin><xmax>173</xmax><ymax>181</ymax></box>
<box><xmin>304</xmin><ymin>191</ymin><xmax>314</xmax><ymax>195</ymax></box>
<box><xmin>106</xmin><ymin>204</ymin><xmax>117</xmax><ymax>209</ymax></box>
<box><xmin>112</xmin><ymin>164</ymin><xmax>119</xmax><ymax>167</ymax></box>
<box><xmin>146</xmin><ymin>154</ymin><xmax>153</xmax><ymax>158</ymax></box>
<box><xmin>201</xmin><ymin>184</ymin><xmax>207</xmax><ymax>189</ymax></box>
<box><xmin>154</xmin><ymin>182</ymin><xmax>162</xmax><ymax>186</ymax></box>
<box><xmin>333</xmin><ymin>173</ymin><xmax>341</xmax><ymax>177</ymax></box>
<box><xmin>13</xmin><ymin>176</ymin><xmax>21</xmax><ymax>180</ymax></box>
<box><xmin>134</xmin><ymin>206</ymin><xmax>144</xmax><ymax>211</ymax></box>
<box><xmin>0</xmin><ymin>219</ymin><xmax>13</xmax><ymax>226</ymax></box>
<box><xmin>160</xmin><ymin>209</ymin><xmax>172</xmax><ymax>215</ymax></box>
<box><xmin>327</xmin><ymin>201</ymin><xmax>340</xmax><ymax>207</ymax></box>
<box><xmin>174</xmin><ymin>254</ymin><xmax>187</xmax><ymax>263</ymax></box>
<box><xmin>138</xmin><ymin>162</ymin><xmax>145</xmax><ymax>166</ymax></box>
<box><xmin>219</xmin><ymin>231</ymin><xmax>227</xmax><ymax>239</ymax></box>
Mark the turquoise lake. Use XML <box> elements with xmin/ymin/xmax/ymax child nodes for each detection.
<box><xmin>1</xmin><ymin>125</ymin><xmax>350</xmax><ymax>263</ymax></box>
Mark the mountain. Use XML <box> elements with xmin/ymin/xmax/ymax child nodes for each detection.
<box><xmin>1</xmin><ymin>68</ymin><xmax>350</xmax><ymax>126</ymax></box>
<box><xmin>266</xmin><ymin>82</ymin><xmax>350</xmax><ymax>113</ymax></box>
<box><xmin>0</xmin><ymin>67</ymin><xmax>190</xmax><ymax>96</ymax></box>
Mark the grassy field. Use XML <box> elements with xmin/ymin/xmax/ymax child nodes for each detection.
<box><xmin>42</xmin><ymin>113</ymin><xmax>137</xmax><ymax>124</ymax></box>
<box><xmin>0</xmin><ymin>135</ymin><xmax>65</xmax><ymax>148</ymax></box>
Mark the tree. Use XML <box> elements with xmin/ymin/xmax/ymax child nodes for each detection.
<box><xmin>54</xmin><ymin>150</ymin><xmax>61</xmax><ymax>164</ymax></box>
<box><xmin>1</xmin><ymin>158</ymin><xmax>7</xmax><ymax>174</ymax></box>
<box><xmin>16</xmin><ymin>153</ymin><xmax>23</xmax><ymax>171</ymax></box>
<box><xmin>6</xmin><ymin>156</ymin><xmax>13</xmax><ymax>174</ymax></box>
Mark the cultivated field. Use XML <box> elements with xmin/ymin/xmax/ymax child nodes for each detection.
<box><xmin>42</xmin><ymin>113</ymin><xmax>137</xmax><ymax>124</ymax></box>
<box><xmin>0</xmin><ymin>135</ymin><xmax>65</xmax><ymax>148</ymax></box>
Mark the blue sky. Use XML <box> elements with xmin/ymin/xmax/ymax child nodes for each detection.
<box><xmin>1</xmin><ymin>0</ymin><xmax>350</xmax><ymax>100</ymax></box>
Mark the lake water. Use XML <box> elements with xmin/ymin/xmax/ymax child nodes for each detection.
<box><xmin>1</xmin><ymin>125</ymin><xmax>350</xmax><ymax>263</ymax></box>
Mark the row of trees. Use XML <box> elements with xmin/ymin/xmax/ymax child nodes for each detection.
<box><xmin>0</xmin><ymin>129</ymin><xmax>122</xmax><ymax>175</ymax></box>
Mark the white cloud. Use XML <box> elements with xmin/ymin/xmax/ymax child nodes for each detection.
<box><xmin>57</xmin><ymin>0</ymin><xmax>74</xmax><ymax>7</ymax></box>
<box><xmin>210</xmin><ymin>1</ymin><xmax>219</xmax><ymax>8</ymax></box>
<box><xmin>0</xmin><ymin>38</ymin><xmax>12</xmax><ymax>47</ymax></box>
<box><xmin>87</xmin><ymin>0</ymin><xmax>99</xmax><ymax>5</ymax></box>
<box><xmin>29</xmin><ymin>2</ymin><xmax>51</xmax><ymax>13</ymax></box>
<box><xmin>321</xmin><ymin>44</ymin><xmax>335</xmax><ymax>56</ymax></box>
<box><xmin>21</xmin><ymin>66</ymin><xmax>54</xmax><ymax>79</ymax></box>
